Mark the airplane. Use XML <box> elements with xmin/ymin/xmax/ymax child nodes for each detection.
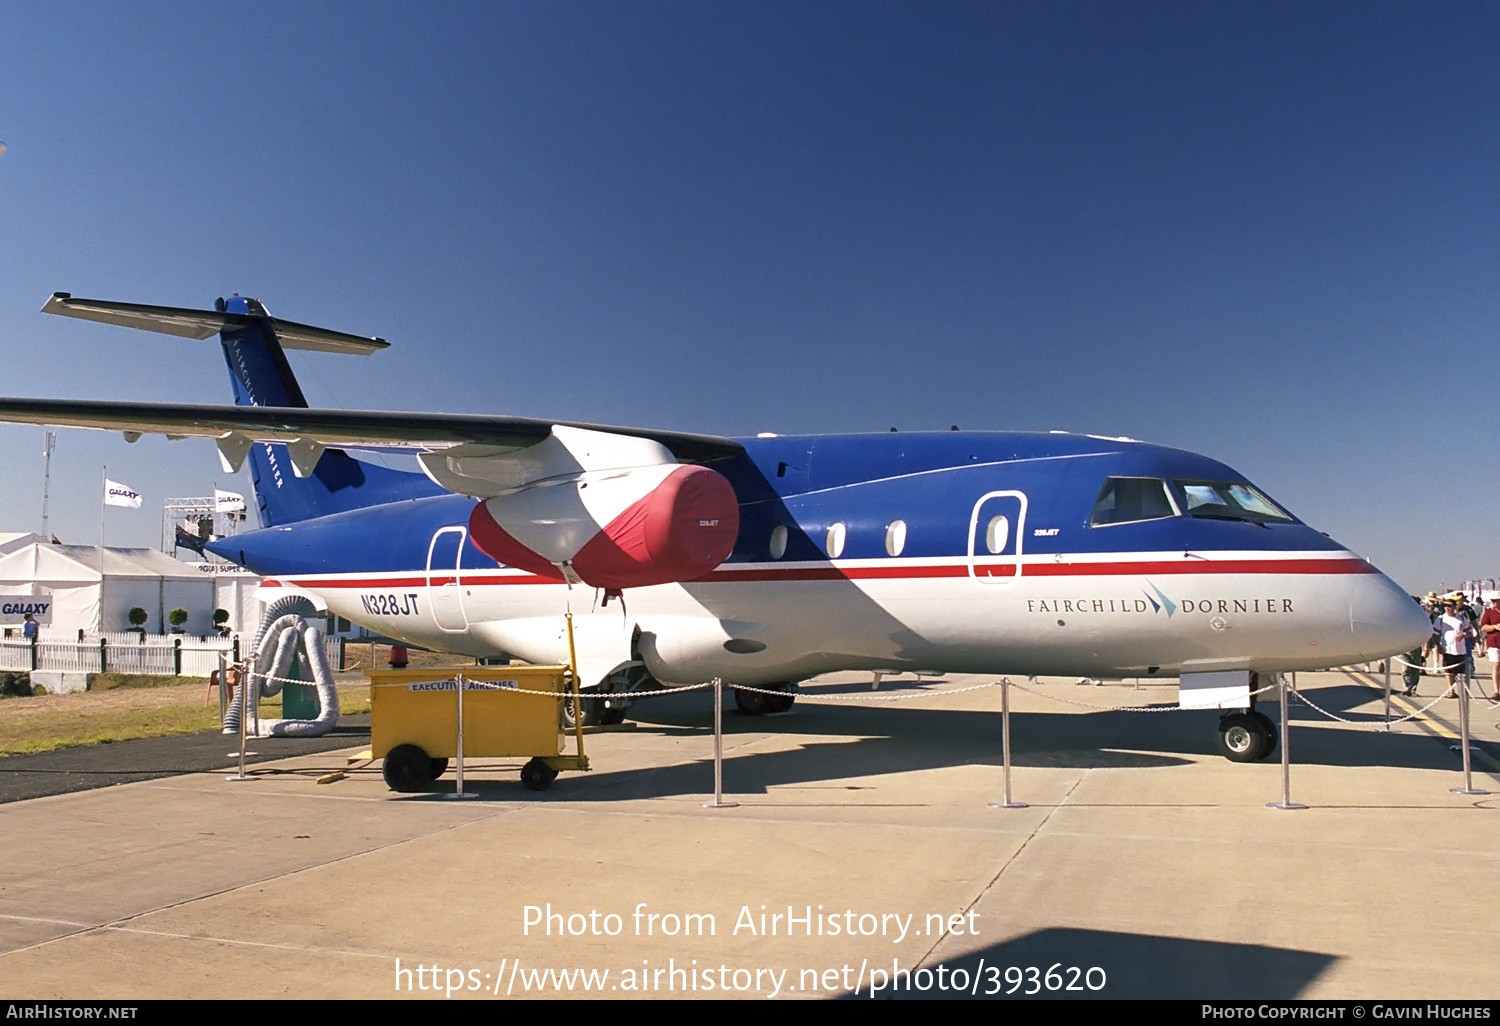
<box><xmin>0</xmin><ymin>293</ymin><xmax>1433</xmax><ymax>765</ymax></box>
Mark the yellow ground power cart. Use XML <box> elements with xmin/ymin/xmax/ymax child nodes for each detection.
<box><xmin>367</xmin><ymin>666</ymin><xmax>589</xmax><ymax>792</ymax></box>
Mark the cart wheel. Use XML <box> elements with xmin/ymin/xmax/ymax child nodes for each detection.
<box><xmin>520</xmin><ymin>758</ymin><xmax>558</xmax><ymax>792</ymax></box>
<box><xmin>428</xmin><ymin>757</ymin><xmax>449</xmax><ymax>781</ymax></box>
<box><xmin>383</xmin><ymin>744</ymin><xmax>433</xmax><ymax>792</ymax></box>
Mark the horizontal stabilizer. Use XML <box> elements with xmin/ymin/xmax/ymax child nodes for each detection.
<box><xmin>41</xmin><ymin>294</ymin><xmax>388</xmax><ymax>355</ymax></box>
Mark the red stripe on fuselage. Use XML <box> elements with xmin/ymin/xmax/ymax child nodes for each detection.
<box><xmin>270</xmin><ymin>555</ymin><xmax>1374</xmax><ymax>590</ymax></box>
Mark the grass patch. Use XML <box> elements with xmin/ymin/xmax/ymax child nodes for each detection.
<box><xmin>0</xmin><ymin>677</ymin><xmax>373</xmax><ymax>756</ymax></box>
<box><xmin>0</xmin><ymin>698</ymin><xmax>222</xmax><ymax>755</ymax></box>
<box><xmin>91</xmin><ymin>674</ymin><xmax>208</xmax><ymax>691</ymax></box>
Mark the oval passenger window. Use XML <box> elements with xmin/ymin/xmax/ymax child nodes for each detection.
<box><xmin>769</xmin><ymin>525</ymin><xmax>788</xmax><ymax>560</ymax></box>
<box><xmin>985</xmin><ymin>515</ymin><xmax>1009</xmax><ymax>554</ymax></box>
<box><xmin>825</xmin><ymin>522</ymin><xmax>847</xmax><ymax>559</ymax></box>
<box><xmin>885</xmin><ymin>520</ymin><xmax>906</xmax><ymax>557</ymax></box>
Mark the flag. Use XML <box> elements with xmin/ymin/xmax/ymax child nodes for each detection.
<box><xmin>174</xmin><ymin>525</ymin><xmax>208</xmax><ymax>555</ymax></box>
<box><xmin>104</xmin><ymin>479</ymin><xmax>142</xmax><ymax>508</ymax></box>
<box><xmin>214</xmin><ymin>488</ymin><xmax>246</xmax><ymax>513</ymax></box>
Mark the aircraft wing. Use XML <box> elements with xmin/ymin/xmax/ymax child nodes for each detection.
<box><xmin>0</xmin><ymin>398</ymin><xmax>744</xmax><ymax>474</ymax></box>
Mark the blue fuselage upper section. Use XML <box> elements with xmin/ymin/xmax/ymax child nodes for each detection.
<box><xmin>208</xmin><ymin>430</ymin><xmax>1342</xmax><ymax>578</ymax></box>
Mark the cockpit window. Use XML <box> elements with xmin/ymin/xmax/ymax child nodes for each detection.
<box><xmin>1172</xmin><ymin>480</ymin><xmax>1292</xmax><ymax>522</ymax></box>
<box><xmin>1089</xmin><ymin>477</ymin><xmax>1180</xmax><ymax>527</ymax></box>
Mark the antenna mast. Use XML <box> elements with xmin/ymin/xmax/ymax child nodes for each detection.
<box><xmin>40</xmin><ymin>430</ymin><xmax>55</xmax><ymax>539</ymax></box>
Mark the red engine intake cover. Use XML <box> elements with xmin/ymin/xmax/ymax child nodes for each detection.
<box><xmin>468</xmin><ymin>464</ymin><xmax>740</xmax><ymax>590</ymax></box>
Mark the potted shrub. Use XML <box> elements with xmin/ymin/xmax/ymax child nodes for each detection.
<box><xmin>127</xmin><ymin>607</ymin><xmax>148</xmax><ymax>637</ymax></box>
<box><xmin>167</xmin><ymin>608</ymin><xmax>189</xmax><ymax>634</ymax></box>
<box><xmin>213</xmin><ymin>608</ymin><xmax>231</xmax><ymax>638</ymax></box>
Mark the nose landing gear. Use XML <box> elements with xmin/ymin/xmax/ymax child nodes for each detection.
<box><xmin>1216</xmin><ymin>709</ymin><xmax>1279</xmax><ymax>762</ymax></box>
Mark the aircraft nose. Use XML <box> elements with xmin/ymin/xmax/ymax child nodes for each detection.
<box><xmin>1349</xmin><ymin>571</ymin><xmax>1431</xmax><ymax>660</ymax></box>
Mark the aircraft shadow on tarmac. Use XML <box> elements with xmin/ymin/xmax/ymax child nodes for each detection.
<box><xmin>838</xmin><ymin>927</ymin><xmax>1337</xmax><ymax>1000</ymax></box>
<box><xmin>390</xmin><ymin>675</ymin><xmax>1490</xmax><ymax>802</ymax></box>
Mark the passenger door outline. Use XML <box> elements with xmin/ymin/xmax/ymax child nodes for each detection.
<box><xmin>967</xmin><ymin>490</ymin><xmax>1028</xmax><ymax>588</ymax></box>
<box><xmin>426</xmin><ymin>527</ymin><xmax>470</xmax><ymax>632</ymax></box>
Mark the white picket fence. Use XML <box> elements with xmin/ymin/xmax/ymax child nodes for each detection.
<box><xmin>0</xmin><ymin>634</ymin><xmax>343</xmax><ymax>676</ymax></box>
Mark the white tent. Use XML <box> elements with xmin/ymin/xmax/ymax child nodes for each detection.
<box><xmin>0</xmin><ymin>533</ymin><xmax>45</xmax><ymax>557</ymax></box>
<box><xmin>0</xmin><ymin>543</ymin><xmax>232</xmax><ymax>634</ymax></box>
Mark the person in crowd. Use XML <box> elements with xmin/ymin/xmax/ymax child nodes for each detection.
<box><xmin>1431</xmin><ymin>596</ymin><xmax>1475</xmax><ymax>699</ymax></box>
<box><xmin>21</xmin><ymin>613</ymin><xmax>37</xmax><ymax>643</ymax></box>
<box><xmin>1479</xmin><ymin>593</ymin><xmax>1500</xmax><ymax>702</ymax></box>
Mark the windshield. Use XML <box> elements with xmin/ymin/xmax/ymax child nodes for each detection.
<box><xmin>1172</xmin><ymin>480</ymin><xmax>1292</xmax><ymax>523</ymax></box>
<box><xmin>1089</xmin><ymin>477</ymin><xmax>1180</xmax><ymax>527</ymax></box>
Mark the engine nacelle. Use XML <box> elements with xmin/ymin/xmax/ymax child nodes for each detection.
<box><xmin>468</xmin><ymin>464</ymin><xmax>739</xmax><ymax>590</ymax></box>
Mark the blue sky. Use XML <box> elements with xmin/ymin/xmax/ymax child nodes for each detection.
<box><xmin>1</xmin><ymin>1</ymin><xmax>1496</xmax><ymax>591</ymax></box>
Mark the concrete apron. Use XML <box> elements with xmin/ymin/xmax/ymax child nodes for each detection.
<box><xmin>0</xmin><ymin>670</ymin><xmax>1494</xmax><ymax>1000</ymax></box>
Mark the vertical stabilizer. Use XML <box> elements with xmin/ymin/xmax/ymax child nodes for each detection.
<box><xmin>215</xmin><ymin>296</ymin><xmax>442</xmax><ymax>527</ymax></box>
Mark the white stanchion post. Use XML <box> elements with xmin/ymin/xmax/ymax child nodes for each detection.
<box><xmin>989</xmin><ymin>677</ymin><xmax>1027</xmax><ymax>809</ymax></box>
<box><xmin>227</xmin><ymin>658</ymin><xmax>254</xmax><ymax>781</ymax></box>
<box><xmin>1268</xmin><ymin>673</ymin><xmax>1307</xmax><ymax>811</ymax></box>
<box><xmin>703</xmin><ymin>677</ymin><xmax>738</xmax><ymax>809</ymax></box>
<box><xmin>217</xmin><ymin>650</ymin><xmax>228</xmax><ymax>723</ymax></box>
<box><xmin>447</xmin><ymin>672</ymin><xmax>478</xmax><ymax>800</ymax></box>
<box><xmin>1450</xmin><ymin>668</ymin><xmax>1489</xmax><ymax>796</ymax></box>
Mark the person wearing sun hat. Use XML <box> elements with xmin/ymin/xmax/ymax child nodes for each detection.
<box><xmin>1432</xmin><ymin>596</ymin><xmax>1475</xmax><ymax>699</ymax></box>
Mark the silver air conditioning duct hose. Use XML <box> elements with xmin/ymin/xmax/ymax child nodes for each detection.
<box><xmin>223</xmin><ymin>595</ymin><xmax>339</xmax><ymax>737</ymax></box>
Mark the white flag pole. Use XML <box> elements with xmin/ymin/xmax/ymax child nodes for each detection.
<box><xmin>99</xmin><ymin>466</ymin><xmax>106</xmax><ymax>632</ymax></box>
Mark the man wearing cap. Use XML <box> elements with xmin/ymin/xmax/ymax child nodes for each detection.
<box><xmin>1432</xmin><ymin>597</ymin><xmax>1475</xmax><ymax>699</ymax></box>
<box><xmin>1478</xmin><ymin>594</ymin><xmax>1500</xmax><ymax>701</ymax></box>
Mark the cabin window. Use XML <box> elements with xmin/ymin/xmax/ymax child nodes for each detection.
<box><xmin>826</xmin><ymin>522</ymin><xmax>847</xmax><ymax>559</ymax></box>
<box><xmin>1172</xmin><ymin>480</ymin><xmax>1291</xmax><ymax>523</ymax></box>
<box><xmin>769</xmin><ymin>525</ymin><xmax>788</xmax><ymax>559</ymax></box>
<box><xmin>1089</xmin><ymin>477</ymin><xmax>1179</xmax><ymax>527</ymax></box>
<box><xmin>885</xmin><ymin>520</ymin><xmax>907</xmax><ymax>557</ymax></box>
<box><xmin>985</xmin><ymin>515</ymin><xmax>1009</xmax><ymax>554</ymax></box>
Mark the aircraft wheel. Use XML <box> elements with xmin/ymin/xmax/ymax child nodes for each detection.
<box><xmin>428</xmin><ymin>757</ymin><xmax>450</xmax><ymax>780</ymax></box>
<box><xmin>601</xmin><ymin>705</ymin><xmax>627</xmax><ymax>725</ymax></box>
<box><xmin>561</xmin><ymin>691</ymin><xmax>604</xmax><ymax>729</ymax></box>
<box><xmin>1215</xmin><ymin>713</ymin><xmax>1269</xmax><ymax>763</ymax></box>
<box><xmin>1251</xmin><ymin>710</ymin><xmax>1278</xmax><ymax>760</ymax></box>
<box><xmin>520</xmin><ymin>757</ymin><xmax>557</xmax><ymax>792</ymax></box>
<box><xmin>383</xmin><ymin>744</ymin><xmax>434</xmax><ymax>792</ymax></box>
<box><xmin>767</xmin><ymin>681</ymin><xmax>797</xmax><ymax>713</ymax></box>
<box><xmin>734</xmin><ymin>687</ymin><xmax>773</xmax><ymax>716</ymax></box>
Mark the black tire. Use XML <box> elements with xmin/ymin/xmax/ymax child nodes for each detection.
<box><xmin>734</xmin><ymin>687</ymin><xmax>773</xmax><ymax>715</ymax></box>
<box><xmin>428</xmin><ymin>757</ymin><xmax>450</xmax><ymax>781</ymax></box>
<box><xmin>1250</xmin><ymin>710</ymin><xmax>1278</xmax><ymax>760</ymax></box>
<box><xmin>561</xmin><ymin>691</ymin><xmax>604</xmax><ymax>729</ymax></box>
<box><xmin>601</xmin><ymin>704</ymin><xmax>627</xmax><ymax>725</ymax></box>
<box><xmin>383</xmin><ymin>744</ymin><xmax>433</xmax><ymax>792</ymax></box>
<box><xmin>520</xmin><ymin>757</ymin><xmax>557</xmax><ymax>791</ymax></box>
<box><xmin>768</xmin><ymin>682</ymin><xmax>797</xmax><ymax>713</ymax></box>
<box><xmin>1215</xmin><ymin>712</ymin><xmax>1269</xmax><ymax>763</ymax></box>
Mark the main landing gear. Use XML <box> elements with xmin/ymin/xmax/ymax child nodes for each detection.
<box><xmin>560</xmin><ymin>666</ymin><xmax>655</xmax><ymax>728</ymax></box>
<box><xmin>733</xmin><ymin>681</ymin><xmax>797</xmax><ymax>715</ymax></box>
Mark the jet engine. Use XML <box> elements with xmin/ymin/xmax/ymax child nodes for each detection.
<box><xmin>468</xmin><ymin>463</ymin><xmax>739</xmax><ymax>589</ymax></box>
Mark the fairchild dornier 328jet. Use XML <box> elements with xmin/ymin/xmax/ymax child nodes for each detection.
<box><xmin>0</xmin><ymin>293</ymin><xmax>1431</xmax><ymax>761</ymax></box>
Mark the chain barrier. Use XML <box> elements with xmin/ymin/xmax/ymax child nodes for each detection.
<box><xmin>349</xmin><ymin>673</ymin><xmax>1003</xmax><ymax>704</ymax></box>
<box><xmin>1294</xmin><ymin>680</ymin><xmax>1446</xmax><ymax>727</ymax></box>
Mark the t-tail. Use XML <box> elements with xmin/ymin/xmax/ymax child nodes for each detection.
<box><xmin>42</xmin><ymin>292</ymin><xmax>444</xmax><ymax>527</ymax></box>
